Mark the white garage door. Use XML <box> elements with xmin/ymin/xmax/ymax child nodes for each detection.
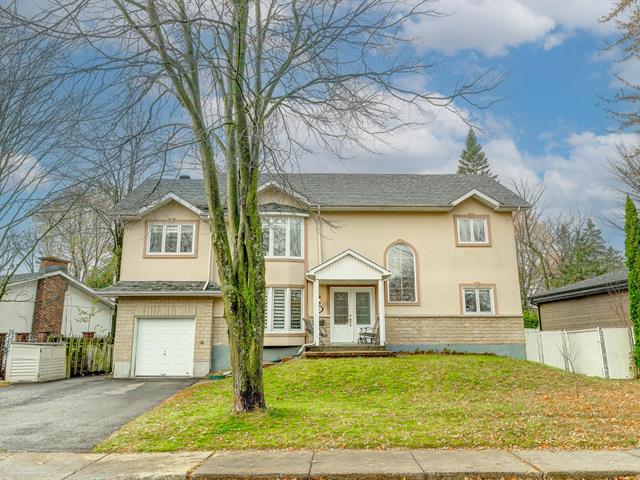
<box><xmin>135</xmin><ymin>318</ymin><xmax>196</xmax><ymax>377</ymax></box>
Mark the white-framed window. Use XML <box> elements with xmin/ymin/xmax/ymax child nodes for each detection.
<box><xmin>462</xmin><ymin>286</ymin><xmax>495</xmax><ymax>315</ymax></box>
<box><xmin>457</xmin><ymin>217</ymin><xmax>489</xmax><ymax>245</ymax></box>
<box><xmin>262</xmin><ymin>216</ymin><xmax>304</xmax><ymax>259</ymax></box>
<box><xmin>386</xmin><ymin>243</ymin><xmax>417</xmax><ymax>303</ymax></box>
<box><xmin>147</xmin><ymin>222</ymin><xmax>196</xmax><ymax>255</ymax></box>
<box><xmin>264</xmin><ymin>287</ymin><xmax>304</xmax><ymax>332</ymax></box>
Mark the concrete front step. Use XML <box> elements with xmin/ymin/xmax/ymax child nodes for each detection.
<box><xmin>304</xmin><ymin>350</ymin><xmax>396</xmax><ymax>358</ymax></box>
<box><xmin>306</xmin><ymin>344</ymin><xmax>387</xmax><ymax>352</ymax></box>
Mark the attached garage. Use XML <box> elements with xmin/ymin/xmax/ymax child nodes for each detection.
<box><xmin>134</xmin><ymin>318</ymin><xmax>196</xmax><ymax>377</ymax></box>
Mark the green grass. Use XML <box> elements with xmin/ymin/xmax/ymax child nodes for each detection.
<box><xmin>0</xmin><ymin>382</ymin><xmax>8</xmax><ymax>387</ymax></box>
<box><xmin>96</xmin><ymin>354</ymin><xmax>640</xmax><ymax>452</ymax></box>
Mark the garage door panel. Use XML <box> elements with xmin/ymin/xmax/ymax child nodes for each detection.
<box><xmin>135</xmin><ymin>318</ymin><xmax>195</xmax><ymax>377</ymax></box>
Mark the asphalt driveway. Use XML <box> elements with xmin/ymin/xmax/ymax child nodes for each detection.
<box><xmin>0</xmin><ymin>376</ymin><xmax>194</xmax><ymax>452</ymax></box>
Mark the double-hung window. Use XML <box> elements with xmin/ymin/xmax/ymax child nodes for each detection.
<box><xmin>147</xmin><ymin>222</ymin><xmax>196</xmax><ymax>255</ymax></box>
<box><xmin>264</xmin><ymin>287</ymin><xmax>303</xmax><ymax>332</ymax></box>
<box><xmin>462</xmin><ymin>286</ymin><xmax>495</xmax><ymax>315</ymax></box>
<box><xmin>456</xmin><ymin>216</ymin><xmax>489</xmax><ymax>245</ymax></box>
<box><xmin>262</xmin><ymin>216</ymin><xmax>303</xmax><ymax>259</ymax></box>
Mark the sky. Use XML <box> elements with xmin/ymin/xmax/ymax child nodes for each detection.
<box><xmin>290</xmin><ymin>0</ymin><xmax>634</xmax><ymax>249</ymax></box>
<box><xmin>4</xmin><ymin>0</ymin><xmax>633</xmax><ymax>249</ymax></box>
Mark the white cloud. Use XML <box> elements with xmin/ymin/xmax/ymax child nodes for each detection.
<box><xmin>543</xmin><ymin>31</ymin><xmax>573</xmax><ymax>51</ymax></box>
<box><xmin>526</xmin><ymin>1</ymin><xmax>615</xmax><ymax>36</ymax></box>
<box><xmin>611</xmin><ymin>58</ymin><xmax>640</xmax><ymax>87</ymax></box>
<box><xmin>405</xmin><ymin>0</ymin><xmax>616</xmax><ymax>57</ymax></box>
<box><xmin>405</xmin><ymin>0</ymin><xmax>554</xmax><ymax>56</ymax></box>
<box><xmin>291</xmin><ymin>99</ymin><xmax>629</xmax><ymax>246</ymax></box>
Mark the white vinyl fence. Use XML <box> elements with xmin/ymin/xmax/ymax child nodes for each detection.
<box><xmin>525</xmin><ymin>327</ymin><xmax>635</xmax><ymax>379</ymax></box>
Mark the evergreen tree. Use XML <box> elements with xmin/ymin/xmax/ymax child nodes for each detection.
<box><xmin>624</xmin><ymin>196</ymin><xmax>640</xmax><ymax>375</ymax></box>
<box><xmin>457</xmin><ymin>128</ymin><xmax>497</xmax><ymax>178</ymax></box>
<box><xmin>552</xmin><ymin>218</ymin><xmax>624</xmax><ymax>288</ymax></box>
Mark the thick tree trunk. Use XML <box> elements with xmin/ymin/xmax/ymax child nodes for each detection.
<box><xmin>113</xmin><ymin>221</ymin><xmax>124</xmax><ymax>282</ymax></box>
<box><xmin>141</xmin><ymin>0</ymin><xmax>267</xmax><ymax>412</ymax></box>
<box><xmin>227</xmin><ymin>303</ymin><xmax>266</xmax><ymax>412</ymax></box>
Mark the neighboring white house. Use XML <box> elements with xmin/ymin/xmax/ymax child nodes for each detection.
<box><xmin>0</xmin><ymin>257</ymin><xmax>114</xmax><ymax>339</ymax></box>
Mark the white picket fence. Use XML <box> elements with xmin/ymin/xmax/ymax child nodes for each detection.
<box><xmin>524</xmin><ymin>327</ymin><xmax>635</xmax><ymax>379</ymax></box>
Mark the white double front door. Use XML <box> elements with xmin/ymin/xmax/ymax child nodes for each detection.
<box><xmin>330</xmin><ymin>287</ymin><xmax>375</xmax><ymax>343</ymax></box>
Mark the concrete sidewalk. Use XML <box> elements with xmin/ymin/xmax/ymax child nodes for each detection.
<box><xmin>3</xmin><ymin>449</ymin><xmax>640</xmax><ymax>480</ymax></box>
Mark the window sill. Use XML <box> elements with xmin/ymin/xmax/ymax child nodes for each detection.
<box><xmin>264</xmin><ymin>257</ymin><xmax>305</xmax><ymax>262</ymax></box>
<box><xmin>144</xmin><ymin>253</ymin><xmax>197</xmax><ymax>258</ymax></box>
<box><xmin>456</xmin><ymin>243</ymin><xmax>492</xmax><ymax>248</ymax></box>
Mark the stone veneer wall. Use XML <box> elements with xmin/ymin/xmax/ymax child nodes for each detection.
<box><xmin>113</xmin><ymin>296</ymin><xmax>215</xmax><ymax>378</ymax></box>
<box><xmin>115</xmin><ymin>300</ymin><xmax>526</xmax><ymax>377</ymax></box>
<box><xmin>385</xmin><ymin>315</ymin><xmax>525</xmax><ymax>358</ymax></box>
<box><xmin>386</xmin><ymin>316</ymin><xmax>525</xmax><ymax>344</ymax></box>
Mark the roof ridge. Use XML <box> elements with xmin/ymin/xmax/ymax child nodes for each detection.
<box><xmin>114</xmin><ymin>172</ymin><xmax>530</xmax><ymax>215</ymax></box>
<box><xmin>143</xmin><ymin>172</ymin><xmax>495</xmax><ymax>180</ymax></box>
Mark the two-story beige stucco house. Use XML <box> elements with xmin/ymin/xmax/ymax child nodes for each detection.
<box><xmin>102</xmin><ymin>173</ymin><xmax>529</xmax><ymax>378</ymax></box>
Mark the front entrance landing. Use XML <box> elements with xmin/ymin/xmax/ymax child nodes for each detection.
<box><xmin>303</xmin><ymin>344</ymin><xmax>396</xmax><ymax>358</ymax></box>
<box><xmin>306</xmin><ymin>249</ymin><xmax>391</xmax><ymax>347</ymax></box>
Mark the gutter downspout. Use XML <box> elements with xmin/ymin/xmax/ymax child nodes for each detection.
<box><xmin>316</xmin><ymin>204</ymin><xmax>322</xmax><ymax>263</ymax></box>
<box><xmin>203</xmin><ymin>217</ymin><xmax>213</xmax><ymax>292</ymax></box>
<box><xmin>297</xmin><ymin>338</ymin><xmax>315</xmax><ymax>357</ymax></box>
<box><xmin>298</xmin><ymin>205</ymin><xmax>324</xmax><ymax>357</ymax></box>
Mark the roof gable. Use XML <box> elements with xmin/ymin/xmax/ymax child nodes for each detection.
<box><xmin>450</xmin><ymin>189</ymin><xmax>501</xmax><ymax>210</ymax></box>
<box><xmin>258</xmin><ymin>180</ymin><xmax>311</xmax><ymax>206</ymax></box>
<box><xmin>136</xmin><ymin>192</ymin><xmax>205</xmax><ymax>218</ymax></box>
<box><xmin>1</xmin><ymin>271</ymin><xmax>114</xmax><ymax>309</ymax></box>
<box><xmin>307</xmin><ymin>249</ymin><xmax>391</xmax><ymax>281</ymax></box>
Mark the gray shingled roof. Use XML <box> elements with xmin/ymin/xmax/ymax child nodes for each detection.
<box><xmin>0</xmin><ymin>272</ymin><xmax>44</xmax><ymax>285</ymax></box>
<box><xmin>112</xmin><ymin>174</ymin><xmax>529</xmax><ymax>216</ymax></box>
<box><xmin>100</xmin><ymin>280</ymin><xmax>221</xmax><ymax>296</ymax></box>
<box><xmin>1</xmin><ymin>268</ymin><xmax>72</xmax><ymax>286</ymax></box>
<box><xmin>0</xmin><ymin>270</ymin><xmax>115</xmax><ymax>307</ymax></box>
<box><xmin>531</xmin><ymin>269</ymin><xmax>628</xmax><ymax>304</ymax></box>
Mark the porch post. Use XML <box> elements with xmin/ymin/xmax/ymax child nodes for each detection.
<box><xmin>378</xmin><ymin>279</ymin><xmax>386</xmax><ymax>345</ymax></box>
<box><xmin>313</xmin><ymin>279</ymin><xmax>320</xmax><ymax>346</ymax></box>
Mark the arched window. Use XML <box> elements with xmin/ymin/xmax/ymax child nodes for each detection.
<box><xmin>386</xmin><ymin>243</ymin><xmax>417</xmax><ymax>303</ymax></box>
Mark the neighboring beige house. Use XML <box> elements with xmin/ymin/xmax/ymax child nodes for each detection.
<box><xmin>0</xmin><ymin>257</ymin><xmax>114</xmax><ymax>339</ymax></box>
<box><xmin>102</xmin><ymin>174</ymin><xmax>529</xmax><ymax>378</ymax></box>
<box><xmin>531</xmin><ymin>269</ymin><xmax>629</xmax><ymax>331</ymax></box>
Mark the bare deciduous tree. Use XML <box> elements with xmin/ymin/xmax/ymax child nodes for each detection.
<box><xmin>513</xmin><ymin>179</ymin><xmax>623</xmax><ymax>307</ymax></box>
<box><xmin>53</xmin><ymin>103</ymin><xmax>178</xmax><ymax>283</ymax></box>
<box><xmin>33</xmin><ymin>192</ymin><xmax>114</xmax><ymax>283</ymax></box>
<box><xmin>602</xmin><ymin>2</ymin><xmax>640</xmax><ymax>209</ymax></box>
<box><xmin>513</xmin><ymin>179</ymin><xmax>549</xmax><ymax>306</ymax></box>
<box><xmin>0</xmin><ymin>19</ymin><xmax>84</xmax><ymax>300</ymax></box>
<box><xmin>602</xmin><ymin>0</ymin><xmax>640</xmax><ymax>133</ymax></box>
<box><xmin>8</xmin><ymin>0</ymin><xmax>501</xmax><ymax>411</ymax></box>
<box><xmin>610</xmin><ymin>143</ymin><xmax>640</xmax><ymax>203</ymax></box>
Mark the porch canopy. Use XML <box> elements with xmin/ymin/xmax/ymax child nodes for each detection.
<box><xmin>306</xmin><ymin>249</ymin><xmax>391</xmax><ymax>346</ymax></box>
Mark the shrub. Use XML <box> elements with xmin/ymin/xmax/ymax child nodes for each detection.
<box><xmin>523</xmin><ymin>308</ymin><xmax>539</xmax><ymax>329</ymax></box>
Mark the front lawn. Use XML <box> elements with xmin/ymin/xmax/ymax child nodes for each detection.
<box><xmin>97</xmin><ymin>354</ymin><xmax>640</xmax><ymax>452</ymax></box>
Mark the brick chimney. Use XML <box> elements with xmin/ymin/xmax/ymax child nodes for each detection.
<box><xmin>39</xmin><ymin>256</ymin><xmax>70</xmax><ymax>273</ymax></box>
<box><xmin>32</xmin><ymin>257</ymin><xmax>70</xmax><ymax>338</ymax></box>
